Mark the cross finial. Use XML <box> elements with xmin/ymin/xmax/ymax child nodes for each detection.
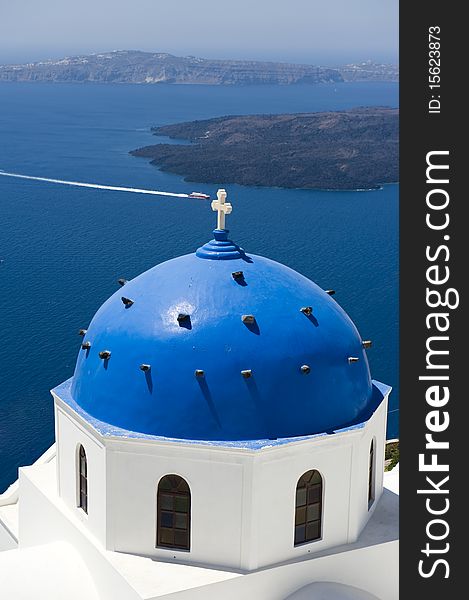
<box><xmin>211</xmin><ymin>188</ymin><xmax>232</xmax><ymax>230</ymax></box>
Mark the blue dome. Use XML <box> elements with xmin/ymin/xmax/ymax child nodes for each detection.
<box><xmin>71</xmin><ymin>229</ymin><xmax>373</xmax><ymax>441</ymax></box>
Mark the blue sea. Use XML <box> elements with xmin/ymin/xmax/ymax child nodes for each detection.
<box><xmin>0</xmin><ymin>81</ymin><xmax>398</xmax><ymax>492</ymax></box>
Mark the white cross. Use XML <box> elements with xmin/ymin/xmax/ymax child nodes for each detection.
<box><xmin>211</xmin><ymin>188</ymin><xmax>232</xmax><ymax>230</ymax></box>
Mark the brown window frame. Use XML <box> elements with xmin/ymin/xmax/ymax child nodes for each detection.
<box><xmin>294</xmin><ymin>469</ymin><xmax>323</xmax><ymax>546</ymax></box>
<box><xmin>157</xmin><ymin>475</ymin><xmax>191</xmax><ymax>551</ymax></box>
<box><xmin>78</xmin><ymin>444</ymin><xmax>88</xmax><ymax>514</ymax></box>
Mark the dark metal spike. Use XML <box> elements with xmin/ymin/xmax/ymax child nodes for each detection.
<box><xmin>121</xmin><ymin>296</ymin><xmax>134</xmax><ymax>307</ymax></box>
<box><xmin>241</xmin><ymin>314</ymin><xmax>255</xmax><ymax>324</ymax></box>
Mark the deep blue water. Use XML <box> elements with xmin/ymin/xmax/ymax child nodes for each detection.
<box><xmin>0</xmin><ymin>81</ymin><xmax>398</xmax><ymax>492</ymax></box>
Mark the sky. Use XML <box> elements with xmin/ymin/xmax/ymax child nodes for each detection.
<box><xmin>0</xmin><ymin>0</ymin><xmax>398</xmax><ymax>66</ymax></box>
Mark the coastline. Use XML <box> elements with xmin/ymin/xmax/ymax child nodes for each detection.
<box><xmin>131</xmin><ymin>108</ymin><xmax>399</xmax><ymax>192</ymax></box>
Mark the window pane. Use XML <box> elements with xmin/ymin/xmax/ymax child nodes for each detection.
<box><xmin>169</xmin><ymin>476</ymin><xmax>182</xmax><ymax>488</ymax></box>
<box><xmin>175</xmin><ymin>495</ymin><xmax>189</xmax><ymax>512</ymax></box>
<box><xmin>307</xmin><ymin>503</ymin><xmax>320</xmax><ymax>522</ymax></box>
<box><xmin>307</xmin><ymin>485</ymin><xmax>321</xmax><ymax>504</ymax></box>
<box><xmin>159</xmin><ymin>494</ymin><xmax>173</xmax><ymax>510</ymax></box>
<box><xmin>177</xmin><ymin>479</ymin><xmax>190</xmax><ymax>493</ymax></box>
<box><xmin>295</xmin><ymin>506</ymin><xmax>306</xmax><ymax>525</ymax></box>
<box><xmin>300</xmin><ymin>471</ymin><xmax>313</xmax><ymax>485</ymax></box>
<box><xmin>306</xmin><ymin>521</ymin><xmax>320</xmax><ymax>541</ymax></box>
<box><xmin>159</xmin><ymin>478</ymin><xmax>172</xmax><ymax>491</ymax></box>
<box><xmin>160</xmin><ymin>511</ymin><xmax>173</xmax><ymax>528</ymax></box>
<box><xmin>294</xmin><ymin>525</ymin><xmax>306</xmax><ymax>545</ymax></box>
<box><xmin>311</xmin><ymin>471</ymin><xmax>321</xmax><ymax>484</ymax></box>
<box><xmin>296</xmin><ymin>487</ymin><xmax>307</xmax><ymax>507</ymax></box>
<box><xmin>174</xmin><ymin>530</ymin><xmax>188</xmax><ymax>548</ymax></box>
<box><xmin>159</xmin><ymin>528</ymin><xmax>174</xmax><ymax>545</ymax></box>
<box><xmin>174</xmin><ymin>513</ymin><xmax>188</xmax><ymax>530</ymax></box>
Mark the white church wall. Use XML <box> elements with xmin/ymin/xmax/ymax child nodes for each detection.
<box><xmin>55</xmin><ymin>402</ymin><xmax>107</xmax><ymax>547</ymax></box>
<box><xmin>251</xmin><ymin>433</ymin><xmax>354</xmax><ymax>569</ymax></box>
<box><xmin>52</xmin><ymin>392</ymin><xmax>389</xmax><ymax>573</ymax></box>
<box><xmin>347</xmin><ymin>397</ymin><xmax>389</xmax><ymax>541</ymax></box>
<box><xmin>13</xmin><ymin>454</ymin><xmax>398</xmax><ymax>600</ymax></box>
<box><xmin>104</xmin><ymin>424</ymin><xmax>381</xmax><ymax>571</ymax></box>
<box><xmin>106</xmin><ymin>439</ymin><xmax>246</xmax><ymax>569</ymax></box>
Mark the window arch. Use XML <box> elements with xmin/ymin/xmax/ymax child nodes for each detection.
<box><xmin>78</xmin><ymin>444</ymin><xmax>88</xmax><ymax>514</ymax></box>
<box><xmin>368</xmin><ymin>439</ymin><xmax>375</xmax><ymax>508</ymax></box>
<box><xmin>295</xmin><ymin>470</ymin><xmax>322</xmax><ymax>546</ymax></box>
<box><xmin>157</xmin><ymin>475</ymin><xmax>191</xmax><ymax>550</ymax></box>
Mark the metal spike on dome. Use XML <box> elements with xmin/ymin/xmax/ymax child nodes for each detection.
<box><xmin>300</xmin><ymin>364</ymin><xmax>311</xmax><ymax>374</ymax></box>
<box><xmin>177</xmin><ymin>313</ymin><xmax>190</xmax><ymax>324</ymax></box>
<box><xmin>81</xmin><ymin>341</ymin><xmax>91</xmax><ymax>350</ymax></box>
<box><xmin>117</xmin><ymin>278</ymin><xmax>128</xmax><ymax>286</ymax></box>
<box><xmin>241</xmin><ymin>369</ymin><xmax>252</xmax><ymax>379</ymax></box>
<box><xmin>195</xmin><ymin>369</ymin><xmax>204</xmax><ymax>377</ymax></box>
<box><xmin>300</xmin><ymin>306</ymin><xmax>313</xmax><ymax>316</ymax></box>
<box><xmin>325</xmin><ymin>289</ymin><xmax>336</xmax><ymax>296</ymax></box>
<box><xmin>241</xmin><ymin>314</ymin><xmax>255</xmax><ymax>324</ymax></box>
<box><xmin>99</xmin><ymin>350</ymin><xmax>111</xmax><ymax>360</ymax></box>
<box><xmin>232</xmin><ymin>271</ymin><xmax>244</xmax><ymax>281</ymax></box>
<box><xmin>121</xmin><ymin>296</ymin><xmax>134</xmax><ymax>307</ymax></box>
<box><xmin>348</xmin><ymin>356</ymin><xmax>359</xmax><ymax>363</ymax></box>
<box><xmin>362</xmin><ymin>340</ymin><xmax>372</xmax><ymax>349</ymax></box>
<box><xmin>78</xmin><ymin>328</ymin><xmax>87</xmax><ymax>337</ymax></box>
<box><xmin>140</xmin><ymin>364</ymin><xmax>151</xmax><ymax>372</ymax></box>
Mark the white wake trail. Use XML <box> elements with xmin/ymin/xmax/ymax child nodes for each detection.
<box><xmin>0</xmin><ymin>170</ymin><xmax>200</xmax><ymax>199</ymax></box>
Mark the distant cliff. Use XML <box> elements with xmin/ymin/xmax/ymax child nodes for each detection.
<box><xmin>0</xmin><ymin>50</ymin><xmax>343</xmax><ymax>85</ymax></box>
<box><xmin>131</xmin><ymin>108</ymin><xmax>399</xmax><ymax>190</ymax></box>
<box><xmin>339</xmin><ymin>61</ymin><xmax>399</xmax><ymax>82</ymax></box>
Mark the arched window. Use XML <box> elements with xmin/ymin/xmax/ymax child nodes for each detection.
<box><xmin>368</xmin><ymin>439</ymin><xmax>375</xmax><ymax>508</ymax></box>
<box><xmin>78</xmin><ymin>445</ymin><xmax>88</xmax><ymax>514</ymax></box>
<box><xmin>157</xmin><ymin>475</ymin><xmax>191</xmax><ymax>550</ymax></box>
<box><xmin>295</xmin><ymin>470</ymin><xmax>322</xmax><ymax>546</ymax></box>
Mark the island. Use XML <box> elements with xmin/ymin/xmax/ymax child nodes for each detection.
<box><xmin>131</xmin><ymin>108</ymin><xmax>399</xmax><ymax>190</ymax></box>
<box><xmin>0</xmin><ymin>51</ymin><xmax>342</xmax><ymax>86</ymax></box>
<box><xmin>0</xmin><ymin>51</ymin><xmax>398</xmax><ymax>85</ymax></box>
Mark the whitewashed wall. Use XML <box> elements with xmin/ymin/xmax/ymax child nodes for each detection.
<box><xmin>55</xmin><ymin>403</ymin><xmax>107</xmax><ymax>547</ymax></box>
<box><xmin>348</xmin><ymin>398</ymin><xmax>388</xmax><ymax>541</ymax></box>
<box><xmin>53</xmin><ymin>387</ymin><xmax>389</xmax><ymax>571</ymax></box>
<box><xmin>106</xmin><ymin>441</ymin><xmax>246</xmax><ymax>568</ymax></box>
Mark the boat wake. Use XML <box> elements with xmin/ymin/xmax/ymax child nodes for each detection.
<box><xmin>0</xmin><ymin>170</ymin><xmax>209</xmax><ymax>199</ymax></box>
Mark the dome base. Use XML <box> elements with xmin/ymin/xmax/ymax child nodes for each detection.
<box><xmin>196</xmin><ymin>229</ymin><xmax>247</xmax><ymax>260</ymax></box>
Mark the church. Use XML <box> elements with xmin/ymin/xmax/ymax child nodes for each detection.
<box><xmin>0</xmin><ymin>190</ymin><xmax>399</xmax><ymax>599</ymax></box>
